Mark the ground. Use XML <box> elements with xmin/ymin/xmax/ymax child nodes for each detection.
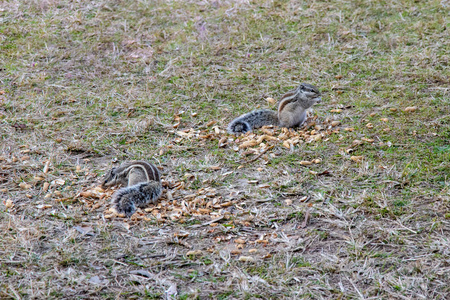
<box><xmin>0</xmin><ymin>0</ymin><xmax>449</xmax><ymax>299</ymax></box>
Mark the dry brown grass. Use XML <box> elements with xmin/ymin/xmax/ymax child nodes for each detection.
<box><xmin>1</xmin><ymin>0</ymin><xmax>449</xmax><ymax>299</ymax></box>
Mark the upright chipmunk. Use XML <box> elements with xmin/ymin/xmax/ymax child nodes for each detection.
<box><xmin>227</xmin><ymin>83</ymin><xmax>321</xmax><ymax>134</ymax></box>
<box><xmin>101</xmin><ymin>161</ymin><xmax>162</xmax><ymax>217</ymax></box>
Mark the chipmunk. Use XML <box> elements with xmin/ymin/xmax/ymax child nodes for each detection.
<box><xmin>101</xmin><ymin>161</ymin><xmax>162</xmax><ymax>217</ymax></box>
<box><xmin>227</xmin><ymin>83</ymin><xmax>322</xmax><ymax>134</ymax></box>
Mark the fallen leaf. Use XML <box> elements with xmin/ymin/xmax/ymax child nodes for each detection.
<box><xmin>218</xmin><ymin>137</ymin><xmax>227</xmax><ymax>147</ymax></box>
<box><xmin>313</xmin><ymin>134</ymin><xmax>322</xmax><ymax>141</ymax></box>
<box><xmin>36</xmin><ymin>204</ymin><xmax>52</xmax><ymax>209</ymax></box>
<box><xmin>350</xmin><ymin>156</ymin><xmax>364</xmax><ymax>163</ymax></box>
<box><xmin>404</xmin><ymin>106</ymin><xmax>417</xmax><ymax>112</ymax></box>
<box><xmin>186</xmin><ymin>250</ymin><xmax>202</xmax><ymax>256</ymax></box>
<box><xmin>266</xmin><ymin>97</ymin><xmax>276</xmax><ymax>105</ymax></box>
<box><xmin>5</xmin><ymin>199</ymin><xmax>14</xmax><ymax>208</ymax></box>
<box><xmin>331</xmin><ymin>121</ymin><xmax>341</xmax><ymax>127</ymax></box>
<box><xmin>51</xmin><ymin>178</ymin><xmax>65</xmax><ymax>186</ymax></box>
<box><xmin>42</xmin><ymin>182</ymin><xmax>50</xmax><ymax>192</ymax></box>
<box><xmin>352</xmin><ymin>140</ymin><xmax>363</xmax><ymax>146</ymax></box>
<box><xmin>238</xmin><ymin>256</ymin><xmax>255</xmax><ymax>262</ymax></box>
<box><xmin>42</xmin><ymin>161</ymin><xmax>50</xmax><ymax>173</ymax></box>
<box><xmin>19</xmin><ymin>182</ymin><xmax>32</xmax><ymax>189</ymax></box>
<box><xmin>235</xmin><ymin>238</ymin><xmax>246</xmax><ymax>244</ymax></box>
<box><xmin>240</xmin><ymin>140</ymin><xmax>258</xmax><ymax>149</ymax></box>
<box><xmin>362</xmin><ymin>138</ymin><xmax>374</xmax><ymax>143</ymax></box>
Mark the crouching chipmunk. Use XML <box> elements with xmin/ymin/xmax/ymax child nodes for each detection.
<box><xmin>101</xmin><ymin>161</ymin><xmax>162</xmax><ymax>217</ymax></box>
<box><xmin>227</xmin><ymin>83</ymin><xmax>322</xmax><ymax>134</ymax></box>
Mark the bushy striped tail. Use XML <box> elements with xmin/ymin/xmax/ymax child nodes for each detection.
<box><xmin>227</xmin><ymin>109</ymin><xmax>278</xmax><ymax>135</ymax></box>
<box><xmin>112</xmin><ymin>181</ymin><xmax>162</xmax><ymax>217</ymax></box>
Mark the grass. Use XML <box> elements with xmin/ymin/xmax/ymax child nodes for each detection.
<box><xmin>0</xmin><ymin>0</ymin><xmax>449</xmax><ymax>298</ymax></box>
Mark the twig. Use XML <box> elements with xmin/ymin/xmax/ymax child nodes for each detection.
<box><xmin>299</xmin><ymin>209</ymin><xmax>311</xmax><ymax>229</ymax></box>
<box><xmin>241</xmin><ymin>145</ymin><xmax>274</xmax><ymax>164</ymax></box>
<box><xmin>188</xmin><ymin>215</ymin><xmax>225</xmax><ymax>228</ymax></box>
<box><xmin>139</xmin><ymin>254</ymin><xmax>166</xmax><ymax>260</ymax></box>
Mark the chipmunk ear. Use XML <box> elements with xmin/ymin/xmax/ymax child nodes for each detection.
<box><xmin>299</xmin><ymin>84</ymin><xmax>306</xmax><ymax>91</ymax></box>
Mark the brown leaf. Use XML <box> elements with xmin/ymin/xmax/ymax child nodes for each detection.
<box><xmin>239</xmin><ymin>140</ymin><xmax>258</xmax><ymax>149</ymax></box>
<box><xmin>186</xmin><ymin>250</ymin><xmax>202</xmax><ymax>256</ymax></box>
<box><xmin>19</xmin><ymin>182</ymin><xmax>32</xmax><ymax>189</ymax></box>
<box><xmin>362</xmin><ymin>138</ymin><xmax>374</xmax><ymax>143</ymax></box>
<box><xmin>235</xmin><ymin>238</ymin><xmax>246</xmax><ymax>244</ymax></box>
<box><xmin>266</xmin><ymin>97</ymin><xmax>276</xmax><ymax>105</ymax></box>
<box><xmin>42</xmin><ymin>182</ymin><xmax>50</xmax><ymax>192</ymax></box>
<box><xmin>350</xmin><ymin>156</ymin><xmax>364</xmax><ymax>163</ymax></box>
<box><xmin>218</xmin><ymin>137</ymin><xmax>228</xmax><ymax>147</ymax></box>
<box><xmin>331</xmin><ymin>121</ymin><xmax>341</xmax><ymax>127</ymax></box>
<box><xmin>404</xmin><ymin>106</ymin><xmax>417</xmax><ymax>112</ymax></box>
<box><xmin>42</xmin><ymin>161</ymin><xmax>50</xmax><ymax>174</ymax></box>
<box><xmin>5</xmin><ymin>199</ymin><xmax>14</xmax><ymax>209</ymax></box>
<box><xmin>238</xmin><ymin>256</ymin><xmax>255</xmax><ymax>262</ymax></box>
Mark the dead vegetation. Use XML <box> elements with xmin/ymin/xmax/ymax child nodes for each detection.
<box><xmin>1</xmin><ymin>0</ymin><xmax>449</xmax><ymax>299</ymax></box>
